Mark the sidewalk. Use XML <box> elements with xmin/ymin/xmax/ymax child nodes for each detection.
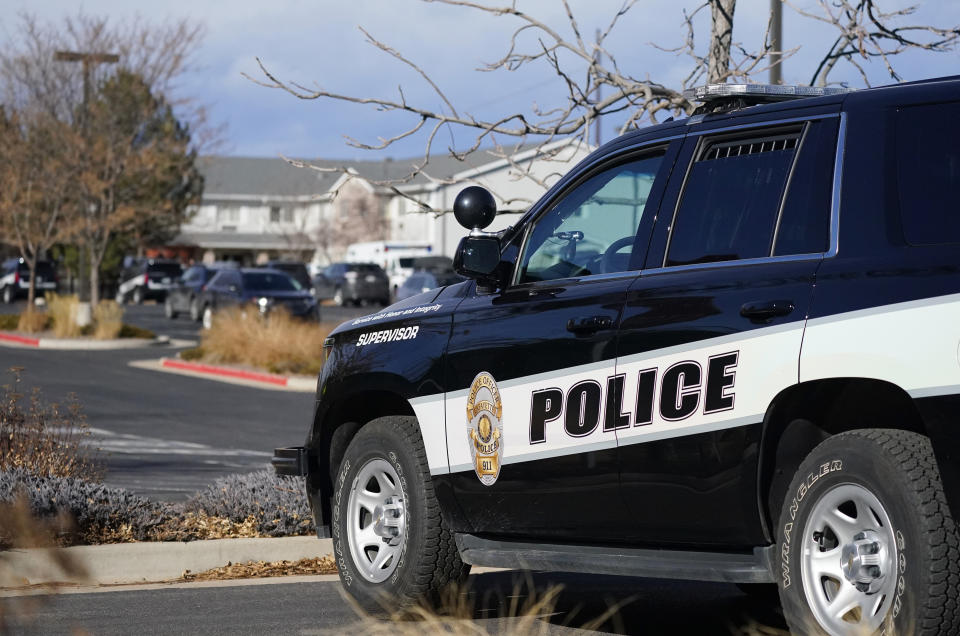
<box><xmin>0</xmin><ymin>536</ymin><xmax>332</xmax><ymax>587</ymax></box>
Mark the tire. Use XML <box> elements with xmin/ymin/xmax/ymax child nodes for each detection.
<box><xmin>333</xmin><ymin>286</ymin><xmax>344</xmax><ymax>307</ymax></box>
<box><xmin>164</xmin><ymin>297</ymin><xmax>178</xmax><ymax>319</ymax></box>
<box><xmin>776</xmin><ymin>429</ymin><xmax>960</xmax><ymax>636</ymax></box>
<box><xmin>189</xmin><ymin>298</ymin><xmax>201</xmax><ymax>322</ymax></box>
<box><xmin>132</xmin><ymin>287</ymin><xmax>144</xmax><ymax>305</ymax></box>
<box><xmin>202</xmin><ymin>305</ymin><xmax>214</xmax><ymax>330</ymax></box>
<box><xmin>332</xmin><ymin>416</ymin><xmax>468</xmax><ymax>615</ymax></box>
<box><xmin>2</xmin><ymin>286</ymin><xmax>12</xmax><ymax>305</ymax></box>
<box><xmin>115</xmin><ymin>291</ymin><xmax>125</xmax><ymax>304</ymax></box>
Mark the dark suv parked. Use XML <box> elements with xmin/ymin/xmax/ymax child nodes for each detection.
<box><xmin>313</xmin><ymin>262</ymin><xmax>390</xmax><ymax>306</ymax></box>
<box><xmin>198</xmin><ymin>268</ymin><xmax>318</xmax><ymax>329</ymax></box>
<box><xmin>1</xmin><ymin>258</ymin><xmax>58</xmax><ymax>304</ymax></box>
<box><xmin>164</xmin><ymin>263</ymin><xmax>236</xmax><ymax>321</ymax></box>
<box><xmin>116</xmin><ymin>259</ymin><xmax>183</xmax><ymax>304</ymax></box>
<box><xmin>275</xmin><ymin>78</ymin><xmax>960</xmax><ymax>635</ymax></box>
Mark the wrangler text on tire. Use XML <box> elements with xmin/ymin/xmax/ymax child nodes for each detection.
<box><xmin>776</xmin><ymin>429</ymin><xmax>960</xmax><ymax>635</ymax></box>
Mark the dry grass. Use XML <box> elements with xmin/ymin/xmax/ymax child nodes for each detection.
<box><xmin>45</xmin><ymin>293</ymin><xmax>81</xmax><ymax>338</ymax></box>
<box><xmin>180</xmin><ymin>556</ymin><xmax>337</xmax><ymax>582</ymax></box>
<box><xmin>200</xmin><ymin>306</ymin><xmax>333</xmax><ymax>375</ymax></box>
<box><xmin>16</xmin><ymin>310</ymin><xmax>49</xmax><ymax>333</ymax></box>
<box><xmin>92</xmin><ymin>300</ymin><xmax>123</xmax><ymax>340</ymax></box>
<box><xmin>0</xmin><ymin>368</ymin><xmax>102</xmax><ymax>480</ymax></box>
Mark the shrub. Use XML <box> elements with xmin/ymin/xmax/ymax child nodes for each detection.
<box><xmin>0</xmin><ymin>468</ymin><xmax>168</xmax><ymax>545</ymax></box>
<box><xmin>0</xmin><ymin>369</ymin><xmax>103</xmax><ymax>480</ymax></box>
<box><xmin>46</xmin><ymin>293</ymin><xmax>81</xmax><ymax>338</ymax></box>
<box><xmin>179</xmin><ymin>346</ymin><xmax>204</xmax><ymax>361</ymax></box>
<box><xmin>0</xmin><ymin>314</ymin><xmax>19</xmax><ymax>331</ymax></box>
<box><xmin>199</xmin><ymin>307</ymin><xmax>332</xmax><ymax>375</ymax></box>
<box><xmin>17</xmin><ymin>310</ymin><xmax>50</xmax><ymax>333</ymax></box>
<box><xmin>93</xmin><ymin>301</ymin><xmax>123</xmax><ymax>339</ymax></box>
<box><xmin>118</xmin><ymin>324</ymin><xmax>155</xmax><ymax>339</ymax></box>
<box><xmin>186</xmin><ymin>469</ymin><xmax>314</xmax><ymax>537</ymax></box>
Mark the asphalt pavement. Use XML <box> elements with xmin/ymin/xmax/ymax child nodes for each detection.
<box><xmin>0</xmin><ymin>300</ymin><xmax>368</xmax><ymax>500</ymax></box>
<box><xmin>0</xmin><ymin>570</ymin><xmax>788</xmax><ymax>635</ymax></box>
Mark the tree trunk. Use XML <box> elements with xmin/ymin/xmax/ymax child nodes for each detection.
<box><xmin>89</xmin><ymin>264</ymin><xmax>100</xmax><ymax>307</ymax></box>
<box><xmin>26</xmin><ymin>253</ymin><xmax>38</xmax><ymax>307</ymax></box>
<box><xmin>708</xmin><ymin>0</ymin><xmax>737</xmax><ymax>84</ymax></box>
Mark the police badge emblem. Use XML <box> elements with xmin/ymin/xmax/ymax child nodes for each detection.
<box><xmin>466</xmin><ymin>372</ymin><xmax>503</xmax><ymax>486</ymax></box>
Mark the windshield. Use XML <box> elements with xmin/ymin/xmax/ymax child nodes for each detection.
<box><xmin>347</xmin><ymin>264</ymin><xmax>385</xmax><ymax>274</ymax></box>
<box><xmin>398</xmin><ymin>258</ymin><xmax>416</xmax><ymax>268</ymax></box>
<box><xmin>148</xmin><ymin>263</ymin><xmax>183</xmax><ymax>276</ymax></box>
<box><xmin>243</xmin><ymin>272</ymin><xmax>301</xmax><ymax>291</ymax></box>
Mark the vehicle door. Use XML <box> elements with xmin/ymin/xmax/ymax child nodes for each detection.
<box><xmin>442</xmin><ymin>141</ymin><xmax>680</xmax><ymax>542</ymax></box>
<box><xmin>313</xmin><ymin>264</ymin><xmax>340</xmax><ymax>300</ymax></box>
<box><xmin>615</xmin><ymin>112</ymin><xmax>841</xmax><ymax>548</ymax></box>
<box><xmin>208</xmin><ymin>269</ymin><xmax>243</xmax><ymax>310</ymax></box>
<box><xmin>172</xmin><ymin>266</ymin><xmax>199</xmax><ymax>311</ymax></box>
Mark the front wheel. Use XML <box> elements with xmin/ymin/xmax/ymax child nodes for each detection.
<box><xmin>201</xmin><ymin>306</ymin><xmax>214</xmax><ymax>330</ymax></box>
<box><xmin>189</xmin><ymin>298</ymin><xmax>201</xmax><ymax>322</ymax></box>
<box><xmin>164</xmin><ymin>297</ymin><xmax>178</xmax><ymax>319</ymax></box>
<box><xmin>2</xmin><ymin>286</ymin><xmax>13</xmax><ymax>305</ymax></box>
<box><xmin>333</xmin><ymin>286</ymin><xmax>344</xmax><ymax>307</ymax></box>
<box><xmin>132</xmin><ymin>287</ymin><xmax>144</xmax><ymax>305</ymax></box>
<box><xmin>332</xmin><ymin>416</ymin><xmax>468</xmax><ymax>615</ymax></box>
<box><xmin>776</xmin><ymin>429</ymin><xmax>960</xmax><ymax>635</ymax></box>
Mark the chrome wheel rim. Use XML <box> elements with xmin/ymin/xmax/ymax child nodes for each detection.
<box><xmin>346</xmin><ymin>457</ymin><xmax>406</xmax><ymax>583</ymax></box>
<box><xmin>800</xmin><ymin>483</ymin><xmax>898</xmax><ymax>635</ymax></box>
<box><xmin>202</xmin><ymin>307</ymin><xmax>213</xmax><ymax>330</ymax></box>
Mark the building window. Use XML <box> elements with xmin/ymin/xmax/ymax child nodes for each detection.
<box><xmin>218</xmin><ymin>206</ymin><xmax>240</xmax><ymax>224</ymax></box>
<box><xmin>283</xmin><ymin>208</ymin><xmax>295</xmax><ymax>223</ymax></box>
<box><xmin>270</xmin><ymin>206</ymin><xmax>280</xmax><ymax>223</ymax></box>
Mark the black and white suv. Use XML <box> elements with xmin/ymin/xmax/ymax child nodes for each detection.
<box><xmin>275</xmin><ymin>77</ymin><xmax>960</xmax><ymax>635</ymax></box>
<box><xmin>115</xmin><ymin>259</ymin><xmax>183</xmax><ymax>304</ymax></box>
<box><xmin>1</xmin><ymin>258</ymin><xmax>58</xmax><ymax>304</ymax></box>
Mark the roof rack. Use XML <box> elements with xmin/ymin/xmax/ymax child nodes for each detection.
<box><xmin>684</xmin><ymin>83</ymin><xmax>853</xmax><ymax>115</ymax></box>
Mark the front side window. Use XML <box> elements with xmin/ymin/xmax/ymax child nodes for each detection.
<box><xmin>667</xmin><ymin>128</ymin><xmax>801</xmax><ymax>266</ymax></box>
<box><xmin>517</xmin><ymin>154</ymin><xmax>665</xmax><ymax>284</ymax></box>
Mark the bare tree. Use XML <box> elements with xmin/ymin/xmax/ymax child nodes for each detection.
<box><xmin>0</xmin><ymin>108</ymin><xmax>80</xmax><ymax>305</ymax></box>
<box><xmin>253</xmin><ymin>0</ymin><xmax>959</xmax><ymax>207</ymax></box>
<box><xmin>312</xmin><ymin>178</ymin><xmax>388</xmax><ymax>263</ymax></box>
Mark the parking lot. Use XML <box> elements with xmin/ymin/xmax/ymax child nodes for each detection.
<box><xmin>0</xmin><ymin>300</ymin><xmax>367</xmax><ymax>499</ymax></box>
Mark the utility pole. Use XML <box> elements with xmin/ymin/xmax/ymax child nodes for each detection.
<box><xmin>770</xmin><ymin>0</ymin><xmax>783</xmax><ymax>84</ymax></box>
<box><xmin>54</xmin><ymin>50</ymin><xmax>118</xmax><ymax>327</ymax></box>
<box><xmin>594</xmin><ymin>28</ymin><xmax>602</xmax><ymax>147</ymax></box>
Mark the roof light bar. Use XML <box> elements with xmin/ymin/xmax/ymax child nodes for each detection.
<box><xmin>684</xmin><ymin>83</ymin><xmax>852</xmax><ymax>103</ymax></box>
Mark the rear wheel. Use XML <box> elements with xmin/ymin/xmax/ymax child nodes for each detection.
<box><xmin>2</xmin><ymin>286</ymin><xmax>13</xmax><ymax>305</ymax></box>
<box><xmin>189</xmin><ymin>298</ymin><xmax>201</xmax><ymax>322</ymax></box>
<box><xmin>333</xmin><ymin>286</ymin><xmax>344</xmax><ymax>307</ymax></box>
<box><xmin>132</xmin><ymin>287</ymin><xmax>144</xmax><ymax>305</ymax></box>
<box><xmin>776</xmin><ymin>429</ymin><xmax>960</xmax><ymax>635</ymax></box>
<box><xmin>332</xmin><ymin>416</ymin><xmax>468</xmax><ymax>615</ymax></box>
<box><xmin>164</xmin><ymin>297</ymin><xmax>178</xmax><ymax>319</ymax></box>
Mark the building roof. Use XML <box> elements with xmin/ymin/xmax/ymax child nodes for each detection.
<box><xmin>170</xmin><ymin>231</ymin><xmax>312</xmax><ymax>251</ymax></box>
<box><xmin>198</xmin><ymin>142</ymin><xmax>561</xmax><ymax>199</ymax></box>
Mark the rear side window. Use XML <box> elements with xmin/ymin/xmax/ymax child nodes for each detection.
<box><xmin>667</xmin><ymin>128</ymin><xmax>800</xmax><ymax>266</ymax></box>
<box><xmin>896</xmin><ymin>102</ymin><xmax>960</xmax><ymax>245</ymax></box>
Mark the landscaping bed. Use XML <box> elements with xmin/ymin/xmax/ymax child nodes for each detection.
<box><xmin>0</xmin><ymin>294</ymin><xmax>155</xmax><ymax>341</ymax></box>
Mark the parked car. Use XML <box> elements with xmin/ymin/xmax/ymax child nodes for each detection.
<box><xmin>394</xmin><ymin>269</ymin><xmax>465</xmax><ymax>302</ymax></box>
<box><xmin>313</xmin><ymin>262</ymin><xmax>390</xmax><ymax>307</ymax></box>
<box><xmin>164</xmin><ymin>263</ymin><xmax>237</xmax><ymax>321</ymax></box>
<box><xmin>275</xmin><ymin>78</ymin><xmax>960</xmax><ymax>635</ymax></box>
<box><xmin>0</xmin><ymin>258</ymin><xmax>58</xmax><ymax>304</ymax></box>
<box><xmin>116</xmin><ymin>259</ymin><xmax>183</xmax><ymax>304</ymax></box>
<box><xmin>198</xmin><ymin>268</ymin><xmax>318</xmax><ymax>329</ymax></box>
<box><xmin>262</xmin><ymin>261</ymin><xmax>313</xmax><ymax>292</ymax></box>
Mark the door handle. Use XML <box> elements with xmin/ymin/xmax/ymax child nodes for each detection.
<box><xmin>566</xmin><ymin>315</ymin><xmax>614</xmax><ymax>335</ymax></box>
<box><xmin>739</xmin><ymin>300</ymin><xmax>795</xmax><ymax>323</ymax></box>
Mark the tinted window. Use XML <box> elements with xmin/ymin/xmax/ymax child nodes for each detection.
<box><xmin>398</xmin><ymin>258</ymin><xmax>416</xmax><ymax>268</ymax></box>
<box><xmin>243</xmin><ymin>271</ymin><xmax>301</xmax><ymax>291</ymax></box>
<box><xmin>774</xmin><ymin>119</ymin><xmax>836</xmax><ymax>256</ymax></box>
<box><xmin>667</xmin><ymin>129</ymin><xmax>800</xmax><ymax>266</ymax></box>
<box><xmin>347</xmin><ymin>264</ymin><xmax>385</xmax><ymax>274</ymax></box>
<box><xmin>518</xmin><ymin>154</ymin><xmax>665</xmax><ymax>283</ymax></box>
<box><xmin>897</xmin><ymin>102</ymin><xmax>960</xmax><ymax>245</ymax></box>
<box><xmin>148</xmin><ymin>262</ymin><xmax>183</xmax><ymax>276</ymax></box>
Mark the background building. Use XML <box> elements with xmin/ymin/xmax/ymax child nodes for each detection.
<box><xmin>171</xmin><ymin>140</ymin><xmax>589</xmax><ymax>266</ymax></box>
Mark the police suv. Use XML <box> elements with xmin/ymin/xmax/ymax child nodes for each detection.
<box><xmin>275</xmin><ymin>77</ymin><xmax>960</xmax><ymax>635</ymax></box>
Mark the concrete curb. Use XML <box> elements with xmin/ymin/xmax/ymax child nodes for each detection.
<box><xmin>0</xmin><ymin>332</ymin><xmax>196</xmax><ymax>351</ymax></box>
<box><xmin>134</xmin><ymin>357</ymin><xmax>316</xmax><ymax>392</ymax></box>
<box><xmin>0</xmin><ymin>536</ymin><xmax>332</xmax><ymax>587</ymax></box>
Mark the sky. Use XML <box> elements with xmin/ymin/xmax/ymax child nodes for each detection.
<box><xmin>3</xmin><ymin>1</ymin><xmax>958</xmax><ymax>161</ymax></box>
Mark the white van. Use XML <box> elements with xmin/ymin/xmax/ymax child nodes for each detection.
<box><xmin>345</xmin><ymin>241</ymin><xmax>434</xmax><ymax>296</ymax></box>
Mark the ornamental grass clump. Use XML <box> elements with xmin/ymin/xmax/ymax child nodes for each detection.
<box><xmin>199</xmin><ymin>306</ymin><xmax>333</xmax><ymax>376</ymax></box>
<box><xmin>16</xmin><ymin>309</ymin><xmax>49</xmax><ymax>333</ymax></box>
<box><xmin>0</xmin><ymin>369</ymin><xmax>103</xmax><ymax>481</ymax></box>
<box><xmin>45</xmin><ymin>293</ymin><xmax>81</xmax><ymax>338</ymax></box>
<box><xmin>92</xmin><ymin>300</ymin><xmax>123</xmax><ymax>339</ymax></box>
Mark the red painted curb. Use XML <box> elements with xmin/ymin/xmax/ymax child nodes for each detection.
<box><xmin>161</xmin><ymin>358</ymin><xmax>288</xmax><ymax>386</ymax></box>
<box><xmin>0</xmin><ymin>332</ymin><xmax>40</xmax><ymax>347</ymax></box>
